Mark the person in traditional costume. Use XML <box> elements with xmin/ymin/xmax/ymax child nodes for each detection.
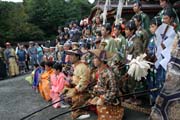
<box><xmin>146</xmin><ymin>17</ymin><xmax>162</xmax><ymax>104</ymax></box>
<box><xmin>133</xmin><ymin>14</ymin><xmax>149</xmax><ymax>52</ymax></box>
<box><xmin>113</xmin><ymin>24</ymin><xmax>127</xmax><ymax>62</ymax></box>
<box><xmin>100</xmin><ymin>23</ymin><xmax>117</xmax><ymax>53</ymax></box>
<box><xmin>32</xmin><ymin>63</ymin><xmax>44</xmax><ymax>92</ymax></box>
<box><xmin>50</xmin><ymin>63</ymin><xmax>68</xmax><ymax>108</ymax></box>
<box><xmin>162</xmin><ymin>7</ymin><xmax>178</xmax><ymax>31</ymax></box>
<box><xmin>131</xmin><ymin>0</ymin><xmax>150</xmax><ymax>32</ymax></box>
<box><xmin>92</xmin><ymin>15</ymin><xmax>102</xmax><ymax>36</ymax></box>
<box><xmin>150</xmin><ymin>31</ymin><xmax>180</xmax><ymax>120</ymax></box>
<box><xmin>4</xmin><ymin>42</ymin><xmax>19</xmax><ymax>77</ymax></box>
<box><xmin>89</xmin><ymin>49</ymin><xmax>124</xmax><ymax>120</ymax></box>
<box><xmin>39</xmin><ymin>61</ymin><xmax>54</xmax><ymax>101</ymax></box>
<box><xmin>124</xmin><ymin>20</ymin><xmax>144</xmax><ymax>105</ymax></box>
<box><xmin>156</xmin><ymin>0</ymin><xmax>180</xmax><ymax>31</ymax></box>
<box><xmin>154</xmin><ymin>9</ymin><xmax>177</xmax><ymax>90</ymax></box>
<box><xmin>64</xmin><ymin>49</ymin><xmax>91</xmax><ymax>119</ymax></box>
<box><xmin>125</xmin><ymin>20</ymin><xmax>143</xmax><ymax>61</ymax></box>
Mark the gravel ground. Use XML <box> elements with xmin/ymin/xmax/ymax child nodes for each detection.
<box><xmin>0</xmin><ymin>74</ymin><xmax>148</xmax><ymax>120</ymax></box>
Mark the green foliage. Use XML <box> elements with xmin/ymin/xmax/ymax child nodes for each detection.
<box><xmin>0</xmin><ymin>0</ymin><xmax>93</xmax><ymax>43</ymax></box>
<box><xmin>25</xmin><ymin>0</ymin><xmax>93</xmax><ymax>36</ymax></box>
<box><xmin>0</xmin><ymin>1</ymin><xmax>44</xmax><ymax>43</ymax></box>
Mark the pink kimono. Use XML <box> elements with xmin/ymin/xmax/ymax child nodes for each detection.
<box><xmin>50</xmin><ymin>72</ymin><xmax>67</xmax><ymax>108</ymax></box>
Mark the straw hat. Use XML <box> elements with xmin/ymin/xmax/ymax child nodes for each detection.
<box><xmin>5</xmin><ymin>42</ymin><xmax>11</xmax><ymax>46</ymax></box>
<box><xmin>65</xmin><ymin>49</ymin><xmax>83</xmax><ymax>56</ymax></box>
<box><xmin>88</xmin><ymin>49</ymin><xmax>114</xmax><ymax>61</ymax></box>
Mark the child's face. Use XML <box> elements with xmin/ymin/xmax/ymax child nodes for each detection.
<box><xmin>125</xmin><ymin>28</ymin><xmax>132</xmax><ymax>37</ymax></box>
<box><xmin>45</xmin><ymin>65</ymin><xmax>51</xmax><ymax>71</ymax></box>
<box><xmin>150</xmin><ymin>24</ymin><xmax>158</xmax><ymax>34</ymax></box>
<box><xmin>54</xmin><ymin>69</ymin><xmax>60</xmax><ymax>75</ymax></box>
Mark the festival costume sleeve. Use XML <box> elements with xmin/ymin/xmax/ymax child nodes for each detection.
<box><xmin>103</xmin><ymin>69</ymin><xmax>117</xmax><ymax>102</ymax></box>
<box><xmin>54</xmin><ymin>73</ymin><xmax>66</xmax><ymax>93</ymax></box>
<box><xmin>74</xmin><ymin>63</ymin><xmax>90</xmax><ymax>92</ymax></box>
<box><xmin>133</xmin><ymin>37</ymin><xmax>143</xmax><ymax>58</ymax></box>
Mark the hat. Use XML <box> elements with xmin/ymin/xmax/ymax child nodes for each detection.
<box><xmin>65</xmin><ymin>49</ymin><xmax>83</xmax><ymax>56</ymax></box>
<box><xmin>88</xmin><ymin>49</ymin><xmax>114</xmax><ymax>61</ymax></box>
<box><xmin>29</xmin><ymin>41</ymin><xmax>34</xmax><ymax>44</ymax></box>
<box><xmin>5</xmin><ymin>42</ymin><xmax>11</xmax><ymax>45</ymax></box>
<box><xmin>71</xmin><ymin>42</ymin><xmax>79</xmax><ymax>46</ymax></box>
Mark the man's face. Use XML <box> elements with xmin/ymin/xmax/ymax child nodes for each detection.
<box><xmin>125</xmin><ymin>28</ymin><xmax>131</xmax><ymax>37</ymax></box>
<box><xmin>113</xmin><ymin>27</ymin><xmax>120</xmax><ymax>36</ymax></box>
<box><xmin>69</xmin><ymin>54</ymin><xmax>78</xmax><ymax>64</ymax></box>
<box><xmin>163</xmin><ymin>15</ymin><xmax>171</xmax><ymax>24</ymax></box>
<box><xmin>101</xmin><ymin>26</ymin><xmax>107</xmax><ymax>37</ymax></box>
<box><xmin>150</xmin><ymin>24</ymin><xmax>158</xmax><ymax>34</ymax></box>
<box><xmin>133</xmin><ymin>3</ymin><xmax>140</xmax><ymax>13</ymax></box>
<box><xmin>6</xmin><ymin>45</ymin><xmax>10</xmax><ymax>48</ymax></box>
<box><xmin>134</xmin><ymin>18</ymin><xmax>141</xmax><ymax>27</ymax></box>
<box><xmin>160</xmin><ymin>0</ymin><xmax>167</xmax><ymax>8</ymax></box>
<box><xmin>93</xmin><ymin>57</ymin><xmax>101</xmax><ymax>67</ymax></box>
<box><xmin>95</xmin><ymin>17</ymin><xmax>101</xmax><ymax>24</ymax></box>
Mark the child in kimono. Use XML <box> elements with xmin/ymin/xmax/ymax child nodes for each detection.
<box><xmin>32</xmin><ymin>62</ymin><xmax>45</xmax><ymax>93</ymax></box>
<box><xmin>39</xmin><ymin>61</ymin><xmax>54</xmax><ymax>101</ymax></box>
<box><xmin>50</xmin><ymin>63</ymin><xmax>68</xmax><ymax>108</ymax></box>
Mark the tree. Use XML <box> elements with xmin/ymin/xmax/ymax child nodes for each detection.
<box><xmin>24</xmin><ymin>0</ymin><xmax>93</xmax><ymax>38</ymax></box>
<box><xmin>0</xmin><ymin>1</ymin><xmax>44</xmax><ymax>43</ymax></box>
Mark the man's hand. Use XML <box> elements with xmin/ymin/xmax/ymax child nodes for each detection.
<box><xmin>66</xmin><ymin>88</ymin><xmax>76</xmax><ymax>97</ymax></box>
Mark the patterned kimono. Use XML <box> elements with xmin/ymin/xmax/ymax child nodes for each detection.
<box><xmin>39</xmin><ymin>69</ymin><xmax>54</xmax><ymax>101</ymax></box>
<box><xmin>126</xmin><ymin>34</ymin><xmax>144</xmax><ymax>93</ymax></box>
<box><xmin>94</xmin><ymin>66</ymin><xmax>124</xmax><ymax>120</ymax></box>
<box><xmin>150</xmin><ymin>32</ymin><xmax>180</xmax><ymax>120</ymax></box>
<box><xmin>50</xmin><ymin>72</ymin><xmax>67</xmax><ymax>108</ymax></box>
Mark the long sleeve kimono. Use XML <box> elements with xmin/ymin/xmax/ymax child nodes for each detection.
<box><xmin>50</xmin><ymin>72</ymin><xmax>67</xmax><ymax>108</ymax></box>
<box><xmin>39</xmin><ymin>69</ymin><xmax>54</xmax><ymax>101</ymax></box>
<box><xmin>66</xmin><ymin>62</ymin><xmax>91</xmax><ymax>119</ymax></box>
<box><xmin>100</xmin><ymin>36</ymin><xmax>117</xmax><ymax>53</ymax></box>
<box><xmin>94</xmin><ymin>66</ymin><xmax>124</xmax><ymax>120</ymax></box>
